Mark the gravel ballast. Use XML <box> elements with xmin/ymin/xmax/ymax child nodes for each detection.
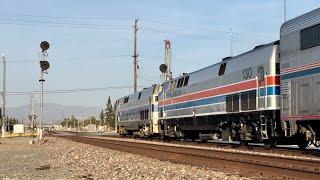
<box><xmin>0</xmin><ymin>137</ymin><xmax>245</xmax><ymax>179</ymax></box>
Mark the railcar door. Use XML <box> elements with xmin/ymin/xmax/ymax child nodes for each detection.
<box><xmin>312</xmin><ymin>75</ymin><xmax>320</xmax><ymax>114</ymax></box>
<box><xmin>295</xmin><ymin>77</ymin><xmax>313</xmax><ymax>115</ymax></box>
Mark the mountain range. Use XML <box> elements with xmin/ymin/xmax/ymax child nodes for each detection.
<box><xmin>7</xmin><ymin>103</ymin><xmax>102</xmax><ymax>124</ymax></box>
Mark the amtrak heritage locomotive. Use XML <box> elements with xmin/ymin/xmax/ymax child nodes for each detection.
<box><xmin>115</xmin><ymin>8</ymin><xmax>320</xmax><ymax>148</ymax></box>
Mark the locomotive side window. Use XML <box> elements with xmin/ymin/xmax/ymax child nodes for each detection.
<box><xmin>241</xmin><ymin>92</ymin><xmax>249</xmax><ymax>111</ymax></box>
<box><xmin>183</xmin><ymin>76</ymin><xmax>189</xmax><ymax>86</ymax></box>
<box><xmin>177</xmin><ymin>78</ymin><xmax>184</xmax><ymax>88</ymax></box>
<box><xmin>301</xmin><ymin>24</ymin><xmax>320</xmax><ymax>50</ymax></box>
<box><xmin>177</xmin><ymin>79</ymin><xmax>182</xmax><ymax>88</ymax></box>
<box><xmin>218</xmin><ymin>62</ymin><xmax>227</xmax><ymax>76</ymax></box>
<box><xmin>124</xmin><ymin>97</ymin><xmax>129</xmax><ymax>103</ymax></box>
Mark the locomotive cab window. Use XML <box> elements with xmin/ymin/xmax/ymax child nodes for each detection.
<box><xmin>301</xmin><ymin>24</ymin><xmax>320</xmax><ymax>50</ymax></box>
<box><xmin>258</xmin><ymin>66</ymin><xmax>264</xmax><ymax>82</ymax></box>
<box><xmin>218</xmin><ymin>62</ymin><xmax>227</xmax><ymax>76</ymax></box>
<box><xmin>276</xmin><ymin>63</ymin><xmax>280</xmax><ymax>74</ymax></box>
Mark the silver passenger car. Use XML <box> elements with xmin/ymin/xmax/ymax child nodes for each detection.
<box><xmin>280</xmin><ymin>8</ymin><xmax>320</xmax><ymax>144</ymax></box>
<box><xmin>115</xmin><ymin>84</ymin><xmax>160</xmax><ymax>135</ymax></box>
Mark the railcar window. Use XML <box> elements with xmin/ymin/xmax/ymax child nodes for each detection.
<box><xmin>301</xmin><ymin>24</ymin><xmax>320</xmax><ymax>50</ymax></box>
<box><xmin>155</xmin><ymin>96</ymin><xmax>158</xmax><ymax>102</ymax></box>
<box><xmin>301</xmin><ymin>27</ymin><xmax>314</xmax><ymax>50</ymax></box>
<box><xmin>315</xmin><ymin>25</ymin><xmax>320</xmax><ymax>46</ymax></box>
<box><xmin>218</xmin><ymin>63</ymin><xmax>227</xmax><ymax>76</ymax></box>
<box><xmin>183</xmin><ymin>76</ymin><xmax>189</xmax><ymax>86</ymax></box>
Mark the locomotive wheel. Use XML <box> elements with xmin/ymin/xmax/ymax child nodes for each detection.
<box><xmin>297</xmin><ymin>133</ymin><xmax>311</xmax><ymax>149</ymax></box>
<box><xmin>297</xmin><ymin>140</ymin><xmax>311</xmax><ymax>149</ymax></box>
<box><xmin>263</xmin><ymin>139</ymin><xmax>277</xmax><ymax>148</ymax></box>
<box><xmin>239</xmin><ymin>140</ymin><xmax>249</xmax><ymax>146</ymax></box>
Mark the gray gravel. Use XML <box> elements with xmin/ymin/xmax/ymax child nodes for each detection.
<box><xmin>0</xmin><ymin>137</ymin><xmax>246</xmax><ymax>179</ymax></box>
<box><xmin>0</xmin><ymin>137</ymin><xmax>73</xmax><ymax>179</ymax></box>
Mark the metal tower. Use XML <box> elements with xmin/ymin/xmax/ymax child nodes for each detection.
<box><xmin>164</xmin><ymin>40</ymin><xmax>172</xmax><ymax>81</ymax></box>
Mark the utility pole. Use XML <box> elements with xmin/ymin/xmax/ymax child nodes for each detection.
<box><xmin>229</xmin><ymin>28</ymin><xmax>234</xmax><ymax>57</ymax></box>
<box><xmin>30</xmin><ymin>94</ymin><xmax>36</xmax><ymax>130</ymax></box>
<box><xmin>1</xmin><ymin>54</ymin><xmax>6</xmax><ymax>138</ymax></box>
<box><xmin>132</xmin><ymin>19</ymin><xmax>139</xmax><ymax>93</ymax></box>
<box><xmin>284</xmin><ymin>0</ymin><xmax>287</xmax><ymax>22</ymax></box>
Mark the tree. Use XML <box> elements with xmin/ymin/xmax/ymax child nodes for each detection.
<box><xmin>100</xmin><ymin>109</ymin><xmax>105</xmax><ymax>125</ymax></box>
<box><xmin>60</xmin><ymin>115</ymin><xmax>78</xmax><ymax>128</ymax></box>
<box><xmin>105</xmin><ymin>96</ymin><xmax>115</xmax><ymax>129</ymax></box>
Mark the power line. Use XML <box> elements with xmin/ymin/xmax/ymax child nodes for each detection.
<box><xmin>0</xmin><ymin>18</ymin><xmax>130</xmax><ymax>28</ymax></box>
<box><xmin>4</xmin><ymin>13</ymin><xmax>227</xmax><ymax>32</ymax></box>
<box><xmin>4</xmin><ymin>13</ymin><xmax>134</xmax><ymax>21</ymax></box>
<box><xmin>0</xmin><ymin>55</ymin><xmax>131</xmax><ymax>64</ymax></box>
<box><xmin>141</xmin><ymin>18</ymin><xmax>228</xmax><ymax>33</ymax></box>
<box><xmin>141</xmin><ymin>27</ymin><xmax>229</xmax><ymax>41</ymax></box>
<box><xmin>3</xmin><ymin>13</ymin><xmax>230</xmax><ymax>34</ymax></box>
<box><xmin>6</xmin><ymin>86</ymin><xmax>145</xmax><ymax>96</ymax></box>
<box><xmin>0</xmin><ymin>21</ymin><xmax>131</xmax><ymax>30</ymax></box>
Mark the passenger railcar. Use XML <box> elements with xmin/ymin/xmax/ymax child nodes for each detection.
<box><xmin>280</xmin><ymin>8</ymin><xmax>320</xmax><ymax>147</ymax></box>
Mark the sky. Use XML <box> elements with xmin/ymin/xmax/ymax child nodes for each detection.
<box><xmin>0</xmin><ymin>0</ymin><xmax>320</xmax><ymax>108</ymax></box>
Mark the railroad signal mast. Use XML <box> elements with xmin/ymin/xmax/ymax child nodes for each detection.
<box><xmin>39</xmin><ymin>41</ymin><xmax>50</xmax><ymax>140</ymax></box>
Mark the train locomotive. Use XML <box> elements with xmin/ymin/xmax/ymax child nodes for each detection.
<box><xmin>115</xmin><ymin>8</ymin><xmax>320</xmax><ymax>148</ymax></box>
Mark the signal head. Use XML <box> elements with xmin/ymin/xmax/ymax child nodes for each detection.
<box><xmin>40</xmin><ymin>61</ymin><xmax>50</xmax><ymax>71</ymax></box>
<box><xmin>159</xmin><ymin>64</ymin><xmax>168</xmax><ymax>73</ymax></box>
<box><xmin>40</xmin><ymin>41</ymin><xmax>50</xmax><ymax>52</ymax></box>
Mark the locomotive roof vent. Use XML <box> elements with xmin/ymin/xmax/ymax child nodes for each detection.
<box><xmin>222</xmin><ymin>56</ymin><xmax>233</xmax><ymax>61</ymax></box>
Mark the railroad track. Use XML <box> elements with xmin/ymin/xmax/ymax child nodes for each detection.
<box><xmin>50</xmin><ymin>132</ymin><xmax>320</xmax><ymax>179</ymax></box>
